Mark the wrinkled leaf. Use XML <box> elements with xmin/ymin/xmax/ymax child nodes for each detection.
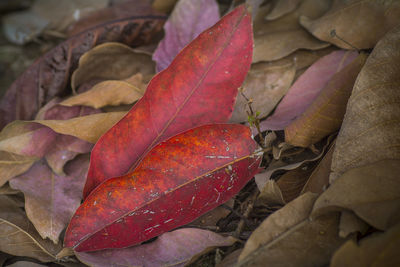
<box><xmin>301</xmin><ymin>0</ymin><xmax>400</xmax><ymax>49</ymax></box>
<box><xmin>153</xmin><ymin>0</ymin><xmax>220</xmax><ymax>72</ymax></box>
<box><xmin>252</xmin><ymin>0</ymin><xmax>331</xmax><ymax>62</ymax></box>
<box><xmin>285</xmin><ymin>53</ymin><xmax>367</xmax><ymax>147</ymax></box>
<box><xmin>61</xmin><ymin>73</ymin><xmax>146</xmax><ymax>109</ymax></box>
<box><xmin>76</xmin><ymin>228</ymin><xmax>235</xmax><ymax>267</ymax></box>
<box><xmin>71</xmin><ymin>42</ymin><xmax>155</xmax><ymax>92</ymax></box>
<box><xmin>312</xmin><ymin>160</ymin><xmax>400</xmax><ymax>231</ymax></box>
<box><xmin>83</xmin><ymin>6</ymin><xmax>253</xmax><ymax>198</ymax></box>
<box><xmin>0</xmin><ymin>195</ymin><xmax>62</xmax><ymax>262</ymax></box>
<box><xmin>0</xmin><ymin>16</ymin><xmax>164</xmax><ymax>130</ymax></box>
<box><xmin>10</xmin><ymin>156</ymin><xmax>90</xmax><ymax>244</ymax></box>
<box><xmin>230</xmin><ymin>58</ymin><xmax>296</xmax><ymax>123</ymax></box>
<box><xmin>330</xmin><ymin>24</ymin><xmax>400</xmax><ymax>182</ymax></box>
<box><xmin>331</xmin><ymin>222</ymin><xmax>400</xmax><ymax>267</ymax></box>
<box><xmin>259</xmin><ymin>50</ymin><xmax>358</xmax><ymax>131</ymax></box>
<box><xmin>66</xmin><ymin>124</ymin><xmax>262</xmax><ymax>251</ymax></box>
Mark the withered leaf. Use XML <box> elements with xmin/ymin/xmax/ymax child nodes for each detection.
<box><xmin>265</xmin><ymin>0</ymin><xmax>302</xmax><ymax>20</ymax></box>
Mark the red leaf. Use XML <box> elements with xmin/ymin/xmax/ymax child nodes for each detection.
<box><xmin>83</xmin><ymin>6</ymin><xmax>253</xmax><ymax>198</ymax></box>
<box><xmin>65</xmin><ymin>124</ymin><xmax>261</xmax><ymax>251</ymax></box>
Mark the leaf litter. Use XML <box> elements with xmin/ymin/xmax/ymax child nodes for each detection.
<box><xmin>1</xmin><ymin>0</ymin><xmax>400</xmax><ymax>265</ymax></box>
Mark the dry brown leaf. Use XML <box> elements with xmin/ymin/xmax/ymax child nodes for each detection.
<box><xmin>0</xmin><ymin>195</ymin><xmax>62</xmax><ymax>262</ymax></box>
<box><xmin>36</xmin><ymin>112</ymin><xmax>126</xmax><ymax>144</ymax></box>
<box><xmin>238</xmin><ymin>193</ymin><xmax>344</xmax><ymax>266</ymax></box>
<box><xmin>284</xmin><ymin>53</ymin><xmax>367</xmax><ymax>147</ymax></box>
<box><xmin>61</xmin><ymin>73</ymin><xmax>146</xmax><ymax>109</ymax></box>
<box><xmin>331</xmin><ymin>222</ymin><xmax>400</xmax><ymax>267</ymax></box>
<box><xmin>313</xmin><ymin>160</ymin><xmax>400</xmax><ymax>231</ymax></box>
<box><xmin>339</xmin><ymin>210</ymin><xmax>369</xmax><ymax>238</ymax></box>
<box><xmin>330</xmin><ymin>23</ymin><xmax>400</xmax><ymax>182</ymax></box>
<box><xmin>0</xmin><ymin>152</ymin><xmax>36</xmax><ymax>187</ymax></box>
<box><xmin>190</xmin><ymin>199</ymin><xmax>234</xmax><ymax>228</ymax></box>
<box><xmin>230</xmin><ymin>59</ymin><xmax>296</xmax><ymax>123</ymax></box>
<box><xmin>257</xmin><ymin>179</ymin><xmax>286</xmax><ymax>207</ymax></box>
<box><xmin>265</xmin><ymin>0</ymin><xmax>302</xmax><ymax>20</ymax></box>
<box><xmin>0</xmin><ymin>183</ymin><xmax>20</xmax><ymax>195</ymax></box>
<box><xmin>276</xmin><ymin>166</ymin><xmax>314</xmax><ymax>203</ymax></box>
<box><xmin>253</xmin><ymin>0</ymin><xmax>331</xmax><ymax>62</ymax></box>
<box><xmin>152</xmin><ymin>0</ymin><xmax>178</xmax><ymax>13</ymax></box>
<box><xmin>216</xmin><ymin>249</ymin><xmax>242</xmax><ymax>267</ymax></box>
<box><xmin>71</xmin><ymin>42</ymin><xmax>155</xmax><ymax>92</ymax></box>
<box><xmin>300</xmin><ymin>0</ymin><xmax>400</xmax><ymax>50</ymax></box>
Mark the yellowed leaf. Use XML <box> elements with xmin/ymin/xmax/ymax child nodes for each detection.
<box><xmin>331</xmin><ymin>223</ymin><xmax>400</xmax><ymax>267</ymax></box>
<box><xmin>301</xmin><ymin>0</ymin><xmax>400</xmax><ymax>49</ymax></box>
<box><xmin>330</xmin><ymin>24</ymin><xmax>400</xmax><ymax>182</ymax></box>
<box><xmin>313</xmin><ymin>160</ymin><xmax>400</xmax><ymax>230</ymax></box>
<box><xmin>71</xmin><ymin>42</ymin><xmax>155</xmax><ymax>91</ymax></box>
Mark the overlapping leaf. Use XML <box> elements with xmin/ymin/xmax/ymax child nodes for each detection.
<box><xmin>65</xmin><ymin>124</ymin><xmax>262</xmax><ymax>251</ymax></box>
<box><xmin>83</xmin><ymin>6</ymin><xmax>253</xmax><ymax>198</ymax></box>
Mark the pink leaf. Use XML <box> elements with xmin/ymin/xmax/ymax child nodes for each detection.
<box><xmin>152</xmin><ymin>0</ymin><xmax>220</xmax><ymax>72</ymax></box>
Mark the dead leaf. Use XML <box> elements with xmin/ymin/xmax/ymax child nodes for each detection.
<box><xmin>331</xmin><ymin>223</ymin><xmax>400</xmax><ymax>267</ymax></box>
<box><xmin>276</xmin><ymin>166</ymin><xmax>314</xmax><ymax>203</ymax></box>
<box><xmin>0</xmin><ymin>183</ymin><xmax>19</xmax><ymax>195</ymax></box>
<box><xmin>330</xmin><ymin>24</ymin><xmax>400</xmax><ymax>182</ymax></box>
<box><xmin>7</xmin><ymin>261</ymin><xmax>47</xmax><ymax>267</ymax></box>
<box><xmin>339</xmin><ymin>210</ymin><xmax>368</xmax><ymax>238</ymax></box>
<box><xmin>71</xmin><ymin>42</ymin><xmax>155</xmax><ymax>92</ymax></box>
<box><xmin>216</xmin><ymin>249</ymin><xmax>242</xmax><ymax>267</ymax></box>
<box><xmin>266</xmin><ymin>0</ymin><xmax>302</xmax><ymax>20</ymax></box>
<box><xmin>0</xmin><ymin>152</ymin><xmax>36</xmax><ymax>187</ymax></box>
<box><xmin>75</xmin><ymin>228</ymin><xmax>236</xmax><ymax>267</ymax></box>
<box><xmin>190</xmin><ymin>199</ymin><xmax>234</xmax><ymax>228</ymax></box>
<box><xmin>284</xmin><ymin>53</ymin><xmax>367</xmax><ymax>147</ymax></box>
<box><xmin>9</xmin><ymin>156</ymin><xmax>90</xmax><ymax>244</ymax></box>
<box><xmin>313</xmin><ymin>160</ymin><xmax>400</xmax><ymax>231</ymax></box>
<box><xmin>230</xmin><ymin>59</ymin><xmax>296</xmax><ymax>123</ymax></box>
<box><xmin>301</xmin><ymin>0</ymin><xmax>400</xmax><ymax>49</ymax></box>
<box><xmin>259</xmin><ymin>50</ymin><xmax>358</xmax><ymax>132</ymax></box>
<box><xmin>252</xmin><ymin>0</ymin><xmax>331</xmax><ymax>62</ymax></box>
<box><xmin>152</xmin><ymin>0</ymin><xmax>178</xmax><ymax>13</ymax></box>
<box><xmin>257</xmin><ymin>179</ymin><xmax>286</xmax><ymax>207</ymax></box>
<box><xmin>0</xmin><ymin>195</ymin><xmax>62</xmax><ymax>262</ymax></box>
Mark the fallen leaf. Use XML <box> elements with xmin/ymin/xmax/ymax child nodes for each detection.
<box><xmin>331</xmin><ymin>222</ymin><xmax>400</xmax><ymax>267</ymax></box>
<box><xmin>330</xmin><ymin>24</ymin><xmax>400</xmax><ymax>182</ymax></box>
<box><xmin>190</xmin><ymin>199</ymin><xmax>234</xmax><ymax>228</ymax></box>
<box><xmin>276</xmin><ymin>166</ymin><xmax>314</xmax><ymax>203</ymax></box>
<box><xmin>0</xmin><ymin>152</ymin><xmax>36</xmax><ymax>187</ymax></box>
<box><xmin>230</xmin><ymin>59</ymin><xmax>296</xmax><ymax>123</ymax></box>
<box><xmin>312</xmin><ymin>160</ymin><xmax>400</xmax><ymax>231</ymax></box>
<box><xmin>0</xmin><ymin>16</ymin><xmax>164</xmax><ymax>130</ymax></box>
<box><xmin>61</xmin><ymin>74</ymin><xmax>146</xmax><ymax>109</ymax></box>
<box><xmin>338</xmin><ymin>210</ymin><xmax>368</xmax><ymax>238</ymax></box>
<box><xmin>301</xmin><ymin>0</ymin><xmax>400</xmax><ymax>49</ymax></box>
<box><xmin>152</xmin><ymin>0</ymin><xmax>178</xmax><ymax>13</ymax></box>
<box><xmin>265</xmin><ymin>0</ymin><xmax>302</xmax><ymax>20</ymax></box>
<box><xmin>7</xmin><ymin>261</ymin><xmax>47</xmax><ymax>267</ymax></box>
<box><xmin>83</xmin><ymin>6</ymin><xmax>253</xmax><ymax>198</ymax></box>
<box><xmin>259</xmin><ymin>50</ymin><xmax>358</xmax><ymax>131</ymax></box>
<box><xmin>257</xmin><ymin>179</ymin><xmax>286</xmax><ymax>206</ymax></box>
<box><xmin>152</xmin><ymin>0</ymin><xmax>220</xmax><ymax>72</ymax></box>
<box><xmin>0</xmin><ymin>183</ymin><xmax>20</xmax><ymax>195</ymax></box>
<box><xmin>284</xmin><ymin>53</ymin><xmax>367</xmax><ymax>147</ymax></box>
<box><xmin>238</xmin><ymin>192</ymin><xmax>344</xmax><ymax>266</ymax></box>
<box><xmin>65</xmin><ymin>124</ymin><xmax>262</xmax><ymax>251</ymax></box>
<box><xmin>0</xmin><ymin>195</ymin><xmax>62</xmax><ymax>262</ymax></box>
<box><xmin>35</xmin><ymin>99</ymin><xmax>100</xmax><ymax>121</ymax></box>
<box><xmin>71</xmin><ymin>42</ymin><xmax>155</xmax><ymax>92</ymax></box>
<box><xmin>10</xmin><ymin>156</ymin><xmax>90</xmax><ymax>244</ymax></box>
<box><xmin>76</xmin><ymin>228</ymin><xmax>235</xmax><ymax>267</ymax></box>
<box><xmin>252</xmin><ymin>0</ymin><xmax>331</xmax><ymax>62</ymax></box>
<box><xmin>216</xmin><ymin>249</ymin><xmax>242</xmax><ymax>267</ymax></box>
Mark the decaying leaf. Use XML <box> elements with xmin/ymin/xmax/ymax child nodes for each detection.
<box><xmin>61</xmin><ymin>73</ymin><xmax>146</xmax><ymax>109</ymax></box>
<box><xmin>152</xmin><ymin>0</ymin><xmax>220</xmax><ymax>72</ymax></box>
<box><xmin>259</xmin><ymin>50</ymin><xmax>358</xmax><ymax>132</ymax></box>
<box><xmin>76</xmin><ymin>228</ymin><xmax>235</xmax><ymax>267</ymax></box>
<box><xmin>252</xmin><ymin>0</ymin><xmax>331</xmax><ymax>62</ymax></box>
<box><xmin>331</xmin><ymin>223</ymin><xmax>400</xmax><ymax>267</ymax></box>
<box><xmin>10</xmin><ymin>156</ymin><xmax>90</xmax><ymax>244</ymax></box>
<box><xmin>338</xmin><ymin>210</ymin><xmax>368</xmax><ymax>238</ymax></box>
<box><xmin>0</xmin><ymin>195</ymin><xmax>62</xmax><ymax>262</ymax></box>
<box><xmin>83</xmin><ymin>6</ymin><xmax>253</xmax><ymax>197</ymax></box>
<box><xmin>284</xmin><ymin>53</ymin><xmax>367</xmax><ymax>147</ymax></box>
<box><xmin>330</xmin><ymin>24</ymin><xmax>400</xmax><ymax>182</ymax></box>
<box><xmin>0</xmin><ymin>152</ymin><xmax>36</xmax><ymax>187</ymax></box>
<box><xmin>238</xmin><ymin>192</ymin><xmax>344</xmax><ymax>266</ymax></box>
<box><xmin>276</xmin><ymin>166</ymin><xmax>314</xmax><ymax>203</ymax></box>
<box><xmin>71</xmin><ymin>42</ymin><xmax>155</xmax><ymax>92</ymax></box>
<box><xmin>266</xmin><ymin>0</ymin><xmax>302</xmax><ymax>20</ymax></box>
<box><xmin>230</xmin><ymin>58</ymin><xmax>296</xmax><ymax>123</ymax></box>
<box><xmin>301</xmin><ymin>0</ymin><xmax>400</xmax><ymax>50</ymax></box>
<box><xmin>152</xmin><ymin>0</ymin><xmax>178</xmax><ymax>13</ymax></box>
<box><xmin>257</xmin><ymin>178</ymin><xmax>286</xmax><ymax>207</ymax></box>
<box><xmin>66</xmin><ymin>124</ymin><xmax>262</xmax><ymax>251</ymax></box>
<box><xmin>0</xmin><ymin>16</ymin><xmax>164</xmax><ymax>130</ymax></box>
<box><xmin>313</xmin><ymin>160</ymin><xmax>400</xmax><ymax>231</ymax></box>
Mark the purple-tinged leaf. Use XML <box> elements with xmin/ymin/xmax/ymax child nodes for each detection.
<box><xmin>76</xmin><ymin>228</ymin><xmax>235</xmax><ymax>267</ymax></box>
<box><xmin>152</xmin><ymin>0</ymin><xmax>220</xmax><ymax>72</ymax></box>
<box><xmin>258</xmin><ymin>50</ymin><xmax>358</xmax><ymax>132</ymax></box>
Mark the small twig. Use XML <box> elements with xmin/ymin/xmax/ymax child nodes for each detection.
<box><xmin>234</xmin><ymin>188</ymin><xmax>259</xmax><ymax>238</ymax></box>
<box><xmin>330</xmin><ymin>30</ymin><xmax>360</xmax><ymax>53</ymax></box>
<box><xmin>221</xmin><ymin>203</ymin><xmax>252</xmax><ymax>226</ymax></box>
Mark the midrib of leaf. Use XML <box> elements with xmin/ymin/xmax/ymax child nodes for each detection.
<box><xmin>75</xmin><ymin>147</ymin><xmax>261</xmax><ymax>248</ymax></box>
<box><xmin>128</xmin><ymin>9</ymin><xmax>247</xmax><ymax>173</ymax></box>
<box><xmin>0</xmin><ymin>218</ymin><xmax>56</xmax><ymax>259</ymax></box>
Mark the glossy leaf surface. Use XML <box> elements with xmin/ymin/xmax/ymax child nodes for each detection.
<box><xmin>83</xmin><ymin>6</ymin><xmax>253</xmax><ymax>198</ymax></box>
<box><xmin>65</xmin><ymin>124</ymin><xmax>262</xmax><ymax>251</ymax></box>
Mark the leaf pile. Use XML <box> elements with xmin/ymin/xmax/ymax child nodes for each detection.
<box><xmin>1</xmin><ymin>0</ymin><xmax>400</xmax><ymax>266</ymax></box>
